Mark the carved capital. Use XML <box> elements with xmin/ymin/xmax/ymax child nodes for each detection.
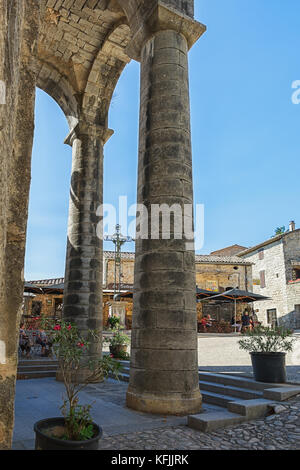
<box><xmin>64</xmin><ymin>121</ymin><xmax>114</xmax><ymax>147</ymax></box>
<box><xmin>126</xmin><ymin>1</ymin><xmax>206</xmax><ymax>61</ymax></box>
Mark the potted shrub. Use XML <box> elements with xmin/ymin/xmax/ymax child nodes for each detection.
<box><xmin>238</xmin><ymin>325</ymin><xmax>296</xmax><ymax>383</ymax></box>
<box><xmin>107</xmin><ymin>315</ymin><xmax>120</xmax><ymax>330</ymax></box>
<box><xmin>34</xmin><ymin>319</ymin><xmax>121</xmax><ymax>450</ymax></box>
<box><xmin>104</xmin><ymin>326</ymin><xmax>130</xmax><ymax>359</ymax></box>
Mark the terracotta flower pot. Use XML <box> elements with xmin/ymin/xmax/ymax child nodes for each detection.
<box><xmin>109</xmin><ymin>344</ymin><xmax>127</xmax><ymax>357</ymax></box>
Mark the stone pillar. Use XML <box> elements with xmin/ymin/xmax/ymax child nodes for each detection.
<box><xmin>0</xmin><ymin>0</ymin><xmax>41</xmax><ymax>449</ymax></box>
<box><xmin>63</xmin><ymin>120</ymin><xmax>113</xmax><ymax>380</ymax></box>
<box><xmin>126</xmin><ymin>7</ymin><xmax>206</xmax><ymax>415</ymax></box>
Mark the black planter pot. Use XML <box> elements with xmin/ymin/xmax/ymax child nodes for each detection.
<box><xmin>250</xmin><ymin>352</ymin><xmax>287</xmax><ymax>383</ymax></box>
<box><xmin>34</xmin><ymin>417</ymin><xmax>102</xmax><ymax>450</ymax></box>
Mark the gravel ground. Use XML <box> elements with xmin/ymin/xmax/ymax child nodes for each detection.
<box><xmin>98</xmin><ymin>396</ymin><xmax>300</xmax><ymax>450</ymax></box>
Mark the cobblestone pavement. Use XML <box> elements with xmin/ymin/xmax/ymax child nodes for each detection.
<box><xmin>98</xmin><ymin>396</ymin><xmax>300</xmax><ymax>450</ymax></box>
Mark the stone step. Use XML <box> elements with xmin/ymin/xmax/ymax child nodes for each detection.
<box><xmin>188</xmin><ymin>410</ymin><xmax>246</xmax><ymax>432</ymax></box>
<box><xmin>227</xmin><ymin>399</ymin><xmax>275</xmax><ymax>419</ymax></box>
<box><xmin>17</xmin><ymin>359</ymin><xmax>58</xmax><ymax>380</ymax></box>
<box><xmin>199</xmin><ymin>380</ymin><xmax>263</xmax><ymax>400</ymax></box>
<box><xmin>18</xmin><ymin>360</ymin><xmax>58</xmax><ymax>367</ymax></box>
<box><xmin>117</xmin><ymin>372</ymin><xmax>130</xmax><ymax>383</ymax></box>
<box><xmin>117</xmin><ymin>360</ymin><xmax>130</xmax><ymax>367</ymax></box>
<box><xmin>200</xmin><ymin>390</ymin><xmax>239</xmax><ymax>408</ymax></box>
<box><xmin>18</xmin><ymin>364</ymin><xmax>58</xmax><ymax>373</ymax></box>
<box><xmin>198</xmin><ymin>371</ymin><xmax>291</xmax><ymax>392</ymax></box>
<box><xmin>263</xmin><ymin>386</ymin><xmax>300</xmax><ymax>401</ymax></box>
<box><xmin>17</xmin><ymin>370</ymin><xmax>57</xmax><ymax>380</ymax></box>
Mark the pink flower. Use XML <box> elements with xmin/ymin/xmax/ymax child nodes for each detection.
<box><xmin>77</xmin><ymin>342</ymin><xmax>84</xmax><ymax>348</ymax></box>
<box><xmin>67</xmin><ymin>325</ymin><xmax>72</xmax><ymax>330</ymax></box>
<box><xmin>54</xmin><ymin>325</ymin><xmax>61</xmax><ymax>331</ymax></box>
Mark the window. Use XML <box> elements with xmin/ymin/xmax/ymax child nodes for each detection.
<box><xmin>267</xmin><ymin>309</ymin><xmax>278</xmax><ymax>327</ymax></box>
<box><xmin>295</xmin><ymin>305</ymin><xmax>300</xmax><ymax>313</ymax></box>
<box><xmin>258</xmin><ymin>248</ymin><xmax>264</xmax><ymax>260</ymax></box>
<box><xmin>292</xmin><ymin>269</ymin><xmax>300</xmax><ymax>281</ymax></box>
<box><xmin>31</xmin><ymin>301</ymin><xmax>42</xmax><ymax>316</ymax></box>
<box><xmin>260</xmin><ymin>270</ymin><xmax>266</xmax><ymax>288</ymax></box>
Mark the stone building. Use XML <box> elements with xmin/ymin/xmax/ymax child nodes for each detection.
<box><xmin>0</xmin><ymin>0</ymin><xmax>206</xmax><ymax>447</ymax></box>
<box><xmin>23</xmin><ymin>251</ymin><xmax>252</xmax><ymax>328</ymax></box>
<box><xmin>23</xmin><ymin>279</ymin><xmax>64</xmax><ymax>322</ymax></box>
<box><xmin>103</xmin><ymin>251</ymin><xmax>253</xmax><ymax>325</ymax></box>
<box><xmin>210</xmin><ymin>245</ymin><xmax>248</xmax><ymax>257</ymax></box>
<box><xmin>195</xmin><ymin>254</ymin><xmax>252</xmax><ymax>323</ymax></box>
<box><xmin>239</xmin><ymin>222</ymin><xmax>300</xmax><ymax>329</ymax></box>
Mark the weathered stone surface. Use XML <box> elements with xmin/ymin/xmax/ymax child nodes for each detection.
<box><xmin>0</xmin><ymin>0</ymin><xmax>204</xmax><ymax>447</ymax></box>
<box><xmin>127</xmin><ymin>24</ymin><xmax>203</xmax><ymax>415</ymax></box>
<box><xmin>0</xmin><ymin>0</ymin><xmax>41</xmax><ymax>450</ymax></box>
<box><xmin>63</xmin><ymin>121</ymin><xmax>109</xmax><ymax>366</ymax></box>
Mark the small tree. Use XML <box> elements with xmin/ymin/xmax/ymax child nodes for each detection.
<box><xmin>42</xmin><ymin>318</ymin><xmax>121</xmax><ymax>441</ymax></box>
<box><xmin>274</xmin><ymin>226</ymin><xmax>286</xmax><ymax>236</ymax></box>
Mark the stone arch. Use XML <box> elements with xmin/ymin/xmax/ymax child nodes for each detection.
<box><xmin>82</xmin><ymin>22</ymin><xmax>132</xmax><ymax>126</ymax></box>
<box><xmin>116</xmin><ymin>0</ymin><xmax>156</xmax><ymax>28</ymax></box>
<box><xmin>35</xmin><ymin>60</ymin><xmax>80</xmax><ymax>129</ymax></box>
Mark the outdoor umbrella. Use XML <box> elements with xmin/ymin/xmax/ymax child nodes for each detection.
<box><xmin>119</xmin><ymin>288</ymin><xmax>218</xmax><ymax>301</ymax></box>
<box><xmin>196</xmin><ymin>287</ymin><xmax>220</xmax><ymax>300</ymax></box>
<box><xmin>199</xmin><ymin>288</ymin><xmax>271</xmax><ymax>333</ymax></box>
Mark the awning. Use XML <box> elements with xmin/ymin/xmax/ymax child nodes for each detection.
<box><xmin>24</xmin><ymin>282</ymin><xmax>64</xmax><ymax>295</ymax></box>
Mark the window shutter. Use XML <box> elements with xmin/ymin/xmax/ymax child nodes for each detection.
<box><xmin>260</xmin><ymin>270</ymin><xmax>266</xmax><ymax>288</ymax></box>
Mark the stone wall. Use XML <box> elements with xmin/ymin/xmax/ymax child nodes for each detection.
<box><xmin>241</xmin><ymin>231</ymin><xmax>300</xmax><ymax>328</ymax></box>
<box><xmin>103</xmin><ymin>254</ymin><xmax>252</xmax><ymax>293</ymax></box>
<box><xmin>283</xmin><ymin>230</ymin><xmax>300</xmax><ymax>283</ymax></box>
<box><xmin>242</xmin><ymin>239</ymin><xmax>287</xmax><ymax>325</ymax></box>
<box><xmin>284</xmin><ymin>283</ymin><xmax>300</xmax><ymax>329</ymax></box>
<box><xmin>23</xmin><ymin>293</ymin><xmax>64</xmax><ymax>320</ymax></box>
<box><xmin>106</xmin><ymin>259</ymin><xmax>135</xmax><ymax>287</ymax></box>
<box><xmin>195</xmin><ymin>263</ymin><xmax>251</xmax><ymax>292</ymax></box>
<box><xmin>162</xmin><ymin>0</ymin><xmax>194</xmax><ymax>17</ymax></box>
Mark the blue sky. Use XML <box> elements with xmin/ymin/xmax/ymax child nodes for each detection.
<box><xmin>25</xmin><ymin>0</ymin><xmax>300</xmax><ymax>280</ymax></box>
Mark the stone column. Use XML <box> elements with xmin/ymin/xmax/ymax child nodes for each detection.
<box><xmin>63</xmin><ymin>120</ymin><xmax>113</xmax><ymax>380</ymax></box>
<box><xmin>126</xmin><ymin>8</ymin><xmax>206</xmax><ymax>415</ymax></box>
<box><xmin>0</xmin><ymin>0</ymin><xmax>41</xmax><ymax>449</ymax></box>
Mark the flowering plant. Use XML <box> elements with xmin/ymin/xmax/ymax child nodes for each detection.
<box><xmin>104</xmin><ymin>327</ymin><xmax>130</xmax><ymax>347</ymax></box>
<box><xmin>42</xmin><ymin>319</ymin><xmax>121</xmax><ymax>441</ymax></box>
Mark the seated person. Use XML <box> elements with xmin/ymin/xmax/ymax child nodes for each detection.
<box><xmin>231</xmin><ymin>316</ymin><xmax>242</xmax><ymax>332</ymax></box>
<box><xmin>36</xmin><ymin>329</ymin><xmax>48</xmax><ymax>356</ymax></box>
<box><xmin>19</xmin><ymin>328</ymin><xmax>32</xmax><ymax>358</ymax></box>
<box><xmin>200</xmin><ymin>316</ymin><xmax>207</xmax><ymax>331</ymax></box>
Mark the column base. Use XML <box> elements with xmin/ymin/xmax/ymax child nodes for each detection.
<box><xmin>126</xmin><ymin>388</ymin><xmax>202</xmax><ymax>416</ymax></box>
